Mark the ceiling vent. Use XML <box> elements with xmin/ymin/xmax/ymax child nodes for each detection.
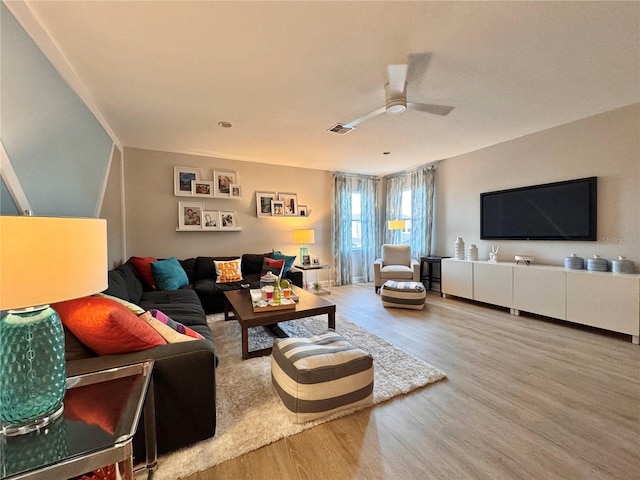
<box><xmin>328</xmin><ymin>124</ymin><xmax>355</xmax><ymax>135</ymax></box>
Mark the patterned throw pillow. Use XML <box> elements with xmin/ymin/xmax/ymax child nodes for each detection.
<box><xmin>214</xmin><ymin>258</ymin><xmax>243</xmax><ymax>283</ymax></box>
<box><xmin>261</xmin><ymin>257</ymin><xmax>284</xmax><ymax>277</ymax></box>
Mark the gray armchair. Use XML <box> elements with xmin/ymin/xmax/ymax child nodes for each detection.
<box><xmin>373</xmin><ymin>244</ymin><xmax>421</xmax><ymax>293</ymax></box>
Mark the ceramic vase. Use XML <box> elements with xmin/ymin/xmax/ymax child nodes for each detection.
<box><xmin>454</xmin><ymin>237</ymin><xmax>465</xmax><ymax>260</ymax></box>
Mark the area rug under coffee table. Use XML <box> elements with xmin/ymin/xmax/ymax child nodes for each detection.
<box><xmin>153</xmin><ymin>313</ymin><xmax>446</xmax><ymax>480</ymax></box>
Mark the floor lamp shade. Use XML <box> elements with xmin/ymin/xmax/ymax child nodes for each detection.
<box><xmin>293</xmin><ymin>229</ymin><xmax>315</xmax><ymax>259</ymax></box>
<box><xmin>0</xmin><ymin>216</ymin><xmax>108</xmax><ymax>435</ymax></box>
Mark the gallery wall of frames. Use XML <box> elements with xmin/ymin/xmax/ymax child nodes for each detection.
<box><xmin>174</xmin><ymin>166</ymin><xmax>312</xmax><ymax>232</ymax></box>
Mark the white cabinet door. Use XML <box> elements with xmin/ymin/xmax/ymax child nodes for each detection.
<box><xmin>442</xmin><ymin>259</ymin><xmax>473</xmax><ymax>299</ymax></box>
<box><xmin>513</xmin><ymin>266</ymin><xmax>566</xmax><ymax>319</ymax></box>
<box><xmin>473</xmin><ymin>262</ymin><xmax>513</xmax><ymax>308</ymax></box>
<box><xmin>566</xmin><ymin>271</ymin><xmax>640</xmax><ymax>336</ymax></box>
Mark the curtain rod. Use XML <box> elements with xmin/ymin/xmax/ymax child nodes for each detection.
<box><xmin>383</xmin><ymin>161</ymin><xmax>439</xmax><ymax>179</ymax></box>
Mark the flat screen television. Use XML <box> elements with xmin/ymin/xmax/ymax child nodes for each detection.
<box><xmin>480</xmin><ymin>177</ymin><xmax>597</xmax><ymax>241</ymax></box>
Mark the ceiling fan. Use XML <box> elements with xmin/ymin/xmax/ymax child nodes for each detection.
<box><xmin>329</xmin><ymin>53</ymin><xmax>454</xmax><ymax>134</ymax></box>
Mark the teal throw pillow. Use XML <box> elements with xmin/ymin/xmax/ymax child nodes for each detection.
<box><xmin>151</xmin><ymin>257</ymin><xmax>189</xmax><ymax>291</ymax></box>
<box><xmin>272</xmin><ymin>250</ymin><xmax>296</xmax><ymax>274</ymax></box>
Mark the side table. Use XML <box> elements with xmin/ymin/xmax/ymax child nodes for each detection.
<box><xmin>420</xmin><ymin>256</ymin><xmax>449</xmax><ymax>294</ymax></box>
<box><xmin>293</xmin><ymin>264</ymin><xmax>332</xmax><ymax>295</ymax></box>
<box><xmin>1</xmin><ymin>361</ymin><xmax>156</xmax><ymax>480</ymax></box>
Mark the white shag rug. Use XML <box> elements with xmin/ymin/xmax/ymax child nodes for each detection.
<box><xmin>153</xmin><ymin>313</ymin><xmax>446</xmax><ymax>480</ymax></box>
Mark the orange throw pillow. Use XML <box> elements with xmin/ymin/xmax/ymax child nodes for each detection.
<box><xmin>53</xmin><ymin>297</ymin><xmax>166</xmax><ymax>355</ymax></box>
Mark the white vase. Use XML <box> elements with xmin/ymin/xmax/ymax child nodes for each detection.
<box><xmin>454</xmin><ymin>237</ymin><xmax>465</xmax><ymax>260</ymax></box>
<box><xmin>466</xmin><ymin>244</ymin><xmax>478</xmax><ymax>261</ymax></box>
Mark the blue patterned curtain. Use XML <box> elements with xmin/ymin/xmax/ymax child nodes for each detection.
<box><xmin>410</xmin><ymin>166</ymin><xmax>435</xmax><ymax>257</ymax></box>
<box><xmin>384</xmin><ymin>175</ymin><xmax>405</xmax><ymax>245</ymax></box>
<box><xmin>332</xmin><ymin>174</ymin><xmax>352</xmax><ymax>286</ymax></box>
<box><xmin>356</xmin><ymin>176</ymin><xmax>379</xmax><ymax>282</ymax></box>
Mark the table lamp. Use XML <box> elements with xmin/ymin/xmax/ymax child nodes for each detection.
<box><xmin>0</xmin><ymin>216</ymin><xmax>107</xmax><ymax>435</ymax></box>
<box><xmin>293</xmin><ymin>229</ymin><xmax>315</xmax><ymax>260</ymax></box>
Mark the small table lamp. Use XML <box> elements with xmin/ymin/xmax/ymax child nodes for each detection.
<box><xmin>293</xmin><ymin>229</ymin><xmax>315</xmax><ymax>261</ymax></box>
<box><xmin>0</xmin><ymin>216</ymin><xmax>107</xmax><ymax>435</ymax></box>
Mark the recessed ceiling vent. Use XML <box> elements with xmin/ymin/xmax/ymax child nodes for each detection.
<box><xmin>328</xmin><ymin>124</ymin><xmax>355</xmax><ymax>135</ymax></box>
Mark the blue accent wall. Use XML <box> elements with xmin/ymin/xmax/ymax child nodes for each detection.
<box><xmin>1</xmin><ymin>3</ymin><xmax>113</xmax><ymax>217</ymax></box>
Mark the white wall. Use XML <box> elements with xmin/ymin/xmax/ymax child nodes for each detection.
<box><xmin>435</xmin><ymin>104</ymin><xmax>640</xmax><ymax>267</ymax></box>
<box><xmin>122</xmin><ymin>148</ymin><xmax>333</xmax><ymax>264</ymax></box>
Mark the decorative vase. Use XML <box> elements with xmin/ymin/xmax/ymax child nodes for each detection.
<box><xmin>454</xmin><ymin>237</ymin><xmax>465</xmax><ymax>260</ymax></box>
<box><xmin>466</xmin><ymin>244</ymin><xmax>478</xmax><ymax>261</ymax></box>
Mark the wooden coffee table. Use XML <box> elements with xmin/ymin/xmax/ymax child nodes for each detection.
<box><xmin>223</xmin><ymin>285</ymin><xmax>336</xmax><ymax>359</ymax></box>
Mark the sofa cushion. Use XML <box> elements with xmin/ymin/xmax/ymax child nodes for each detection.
<box><xmin>54</xmin><ymin>297</ymin><xmax>166</xmax><ymax>355</ymax></box>
<box><xmin>272</xmin><ymin>250</ymin><xmax>296</xmax><ymax>274</ymax></box>
<box><xmin>130</xmin><ymin>256</ymin><xmax>159</xmax><ymax>290</ymax></box>
<box><xmin>261</xmin><ymin>257</ymin><xmax>284</xmax><ymax>277</ymax></box>
<box><xmin>241</xmin><ymin>253</ymin><xmax>271</xmax><ymax>276</ymax></box>
<box><xmin>105</xmin><ymin>262</ymin><xmax>144</xmax><ymax>304</ymax></box>
<box><xmin>152</xmin><ymin>257</ymin><xmax>189</xmax><ymax>290</ymax></box>
<box><xmin>214</xmin><ymin>258</ymin><xmax>243</xmax><ymax>283</ymax></box>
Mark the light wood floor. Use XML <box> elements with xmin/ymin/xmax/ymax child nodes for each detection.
<box><xmin>182</xmin><ymin>283</ymin><xmax>640</xmax><ymax>480</ymax></box>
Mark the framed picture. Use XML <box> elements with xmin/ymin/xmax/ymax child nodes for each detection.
<box><xmin>192</xmin><ymin>180</ymin><xmax>214</xmax><ymax>197</ymax></box>
<box><xmin>230</xmin><ymin>184</ymin><xmax>242</xmax><ymax>198</ymax></box>
<box><xmin>214</xmin><ymin>170</ymin><xmax>236</xmax><ymax>197</ymax></box>
<box><xmin>271</xmin><ymin>200</ymin><xmax>285</xmax><ymax>216</ymax></box>
<box><xmin>278</xmin><ymin>192</ymin><xmax>298</xmax><ymax>216</ymax></box>
<box><xmin>256</xmin><ymin>191</ymin><xmax>277</xmax><ymax>217</ymax></box>
<box><xmin>174</xmin><ymin>166</ymin><xmax>200</xmax><ymax>196</ymax></box>
<box><xmin>298</xmin><ymin>205</ymin><xmax>308</xmax><ymax>217</ymax></box>
<box><xmin>302</xmin><ymin>254</ymin><xmax>311</xmax><ymax>266</ymax></box>
<box><xmin>312</xmin><ymin>257</ymin><xmax>320</xmax><ymax>265</ymax></box>
<box><xmin>202</xmin><ymin>211</ymin><xmax>220</xmax><ymax>230</ymax></box>
<box><xmin>178</xmin><ymin>201</ymin><xmax>205</xmax><ymax>230</ymax></box>
<box><xmin>220</xmin><ymin>211</ymin><xmax>237</xmax><ymax>230</ymax></box>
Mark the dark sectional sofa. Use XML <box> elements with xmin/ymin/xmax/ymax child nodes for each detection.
<box><xmin>189</xmin><ymin>253</ymin><xmax>302</xmax><ymax>313</ymax></box>
<box><xmin>62</xmin><ymin>252</ymin><xmax>301</xmax><ymax>463</ymax></box>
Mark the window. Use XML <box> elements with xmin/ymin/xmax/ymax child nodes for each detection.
<box><xmin>400</xmin><ymin>188</ymin><xmax>411</xmax><ymax>245</ymax></box>
<box><xmin>352</xmin><ymin>192</ymin><xmax>362</xmax><ymax>249</ymax></box>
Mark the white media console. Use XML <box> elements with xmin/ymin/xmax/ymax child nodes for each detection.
<box><xmin>441</xmin><ymin>258</ymin><xmax>640</xmax><ymax>345</ymax></box>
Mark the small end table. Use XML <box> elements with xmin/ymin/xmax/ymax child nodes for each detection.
<box><xmin>292</xmin><ymin>263</ymin><xmax>332</xmax><ymax>295</ymax></box>
<box><xmin>420</xmin><ymin>256</ymin><xmax>449</xmax><ymax>294</ymax></box>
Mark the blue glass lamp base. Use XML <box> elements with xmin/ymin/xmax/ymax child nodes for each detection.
<box><xmin>0</xmin><ymin>306</ymin><xmax>67</xmax><ymax>436</ymax></box>
<box><xmin>299</xmin><ymin>245</ymin><xmax>309</xmax><ymax>260</ymax></box>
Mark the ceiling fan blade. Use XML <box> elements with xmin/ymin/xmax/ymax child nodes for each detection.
<box><xmin>386</xmin><ymin>64</ymin><xmax>408</xmax><ymax>96</ymax></box>
<box><xmin>407</xmin><ymin>102</ymin><xmax>455</xmax><ymax>116</ymax></box>
<box><xmin>343</xmin><ymin>106</ymin><xmax>387</xmax><ymax>128</ymax></box>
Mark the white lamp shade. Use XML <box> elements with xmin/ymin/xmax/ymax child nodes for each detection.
<box><xmin>293</xmin><ymin>229</ymin><xmax>315</xmax><ymax>245</ymax></box>
<box><xmin>387</xmin><ymin>220</ymin><xmax>406</xmax><ymax>230</ymax></box>
<box><xmin>0</xmin><ymin>216</ymin><xmax>108</xmax><ymax>310</ymax></box>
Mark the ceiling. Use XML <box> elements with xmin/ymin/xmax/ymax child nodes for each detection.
<box><xmin>9</xmin><ymin>1</ymin><xmax>640</xmax><ymax>175</ymax></box>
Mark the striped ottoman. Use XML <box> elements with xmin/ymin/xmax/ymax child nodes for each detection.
<box><xmin>380</xmin><ymin>280</ymin><xmax>426</xmax><ymax>310</ymax></box>
<box><xmin>271</xmin><ymin>330</ymin><xmax>374</xmax><ymax>423</ymax></box>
